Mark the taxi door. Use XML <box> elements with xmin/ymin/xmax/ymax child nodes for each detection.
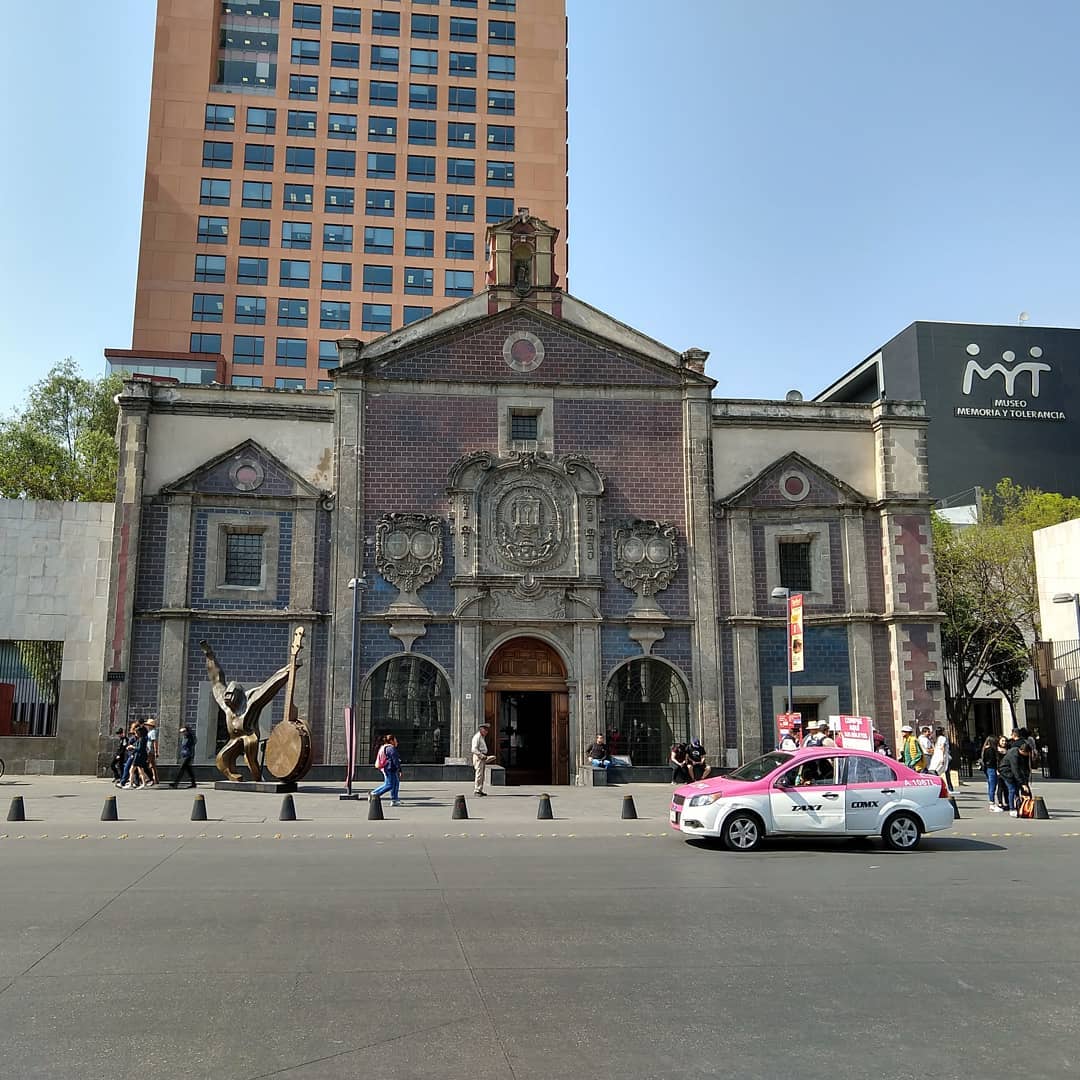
<box><xmin>768</xmin><ymin>756</ymin><xmax>846</xmax><ymax>833</ymax></box>
<box><xmin>843</xmin><ymin>754</ymin><xmax>901</xmax><ymax>833</ymax></box>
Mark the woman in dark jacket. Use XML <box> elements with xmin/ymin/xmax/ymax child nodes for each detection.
<box><xmin>997</xmin><ymin>742</ymin><xmax>1031</xmax><ymax>816</ymax></box>
<box><xmin>980</xmin><ymin>735</ymin><xmax>1002</xmax><ymax>813</ymax></box>
<box><xmin>669</xmin><ymin>743</ymin><xmax>691</xmax><ymax>785</ymax></box>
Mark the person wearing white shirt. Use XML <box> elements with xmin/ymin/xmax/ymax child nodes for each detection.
<box><xmin>470</xmin><ymin>723</ymin><xmax>496</xmax><ymax>796</ymax></box>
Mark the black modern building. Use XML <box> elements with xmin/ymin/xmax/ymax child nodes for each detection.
<box><xmin>816</xmin><ymin>322</ymin><xmax>1080</xmax><ymax>500</ymax></box>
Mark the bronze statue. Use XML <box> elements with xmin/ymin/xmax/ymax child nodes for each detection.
<box><xmin>199</xmin><ymin>638</ymin><xmax>298</xmax><ymax>782</ymax></box>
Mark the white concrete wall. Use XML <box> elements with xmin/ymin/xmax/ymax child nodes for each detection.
<box><xmin>0</xmin><ymin>500</ymin><xmax>114</xmax><ymax>772</ymax></box>
<box><xmin>1035</xmin><ymin>519</ymin><xmax>1080</xmax><ymax>641</ymax></box>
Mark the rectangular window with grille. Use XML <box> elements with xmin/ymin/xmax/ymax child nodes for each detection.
<box><xmin>224</xmin><ymin>532</ymin><xmax>264</xmax><ymax>587</ymax></box>
<box><xmin>510</xmin><ymin>412</ymin><xmax>538</xmax><ymax>443</ymax></box>
<box><xmin>778</xmin><ymin>541</ymin><xmax>812</xmax><ymax>592</ymax></box>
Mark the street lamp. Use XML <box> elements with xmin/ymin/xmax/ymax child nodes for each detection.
<box><xmin>1052</xmin><ymin>592</ymin><xmax>1080</xmax><ymax>637</ymax></box>
<box><xmin>341</xmin><ymin>574</ymin><xmax>366</xmax><ymax>800</ymax></box>
<box><xmin>771</xmin><ymin>586</ymin><xmax>793</xmax><ymax>717</ymax></box>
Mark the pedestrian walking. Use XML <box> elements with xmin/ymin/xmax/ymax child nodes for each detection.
<box><xmin>145</xmin><ymin>718</ymin><xmax>160</xmax><ymax>785</ymax></box>
<box><xmin>370</xmin><ymin>733</ymin><xmax>403</xmax><ymax>806</ymax></box>
<box><xmin>980</xmin><ymin>735</ymin><xmax>1002</xmax><ymax>812</ymax></box>
<box><xmin>470</xmin><ymin>723</ymin><xmax>496</xmax><ymax>796</ymax></box>
<box><xmin>899</xmin><ymin>725</ymin><xmax>926</xmax><ymax>772</ymax></box>
<box><xmin>929</xmin><ymin>725</ymin><xmax>951</xmax><ymax>789</ymax></box>
<box><xmin>124</xmin><ymin>723</ymin><xmax>152</xmax><ymax>789</ymax></box>
<box><xmin>170</xmin><ymin>725</ymin><xmax>197</xmax><ymax>788</ymax></box>
<box><xmin>109</xmin><ymin>728</ymin><xmax>126</xmax><ymax>782</ymax></box>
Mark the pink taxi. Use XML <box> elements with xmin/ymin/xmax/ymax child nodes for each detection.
<box><xmin>670</xmin><ymin>748</ymin><xmax>954</xmax><ymax>852</ymax></box>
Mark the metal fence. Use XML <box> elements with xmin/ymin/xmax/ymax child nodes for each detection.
<box><xmin>0</xmin><ymin>640</ymin><xmax>64</xmax><ymax>737</ymax></box>
<box><xmin>1033</xmin><ymin>639</ymin><xmax>1080</xmax><ymax>780</ymax></box>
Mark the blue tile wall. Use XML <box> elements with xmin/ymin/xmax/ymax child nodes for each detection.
<box><xmin>757</xmin><ymin>625</ymin><xmax>852</xmax><ymax>748</ymax></box>
<box><xmin>127</xmin><ymin>619</ymin><xmax>162</xmax><ymax>721</ymax></box>
<box><xmin>134</xmin><ymin>504</ymin><xmax>168</xmax><ymax>611</ymax></box>
<box><xmin>314</xmin><ymin>508</ymin><xmax>332</xmax><ymax>611</ymax></box>
<box><xmin>190</xmin><ymin>508</ymin><xmax>293</xmax><ymax>610</ymax></box>
<box><xmin>308</xmin><ymin>619</ymin><xmax>329</xmax><ymax>758</ymax></box>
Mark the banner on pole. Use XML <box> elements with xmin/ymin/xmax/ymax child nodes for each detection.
<box><xmin>789</xmin><ymin>593</ymin><xmax>804</xmax><ymax>673</ymax></box>
<box><xmin>776</xmin><ymin>712</ymin><xmax>802</xmax><ymax>744</ymax></box>
<box><xmin>832</xmin><ymin>714</ymin><xmax>874</xmax><ymax>751</ymax></box>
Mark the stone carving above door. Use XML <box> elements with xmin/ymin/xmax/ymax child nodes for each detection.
<box><xmin>447</xmin><ymin>451</ymin><xmax>604</xmax><ymax>584</ymax></box>
<box><xmin>613</xmin><ymin>519</ymin><xmax>679</xmax><ymax>619</ymax></box>
<box><xmin>375</xmin><ymin>512</ymin><xmax>443</xmax><ymax>612</ymax></box>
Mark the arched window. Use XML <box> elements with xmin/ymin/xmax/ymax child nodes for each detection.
<box><xmin>604</xmin><ymin>659</ymin><xmax>689</xmax><ymax>766</ymax></box>
<box><xmin>361</xmin><ymin>656</ymin><xmax>450</xmax><ymax>764</ymax></box>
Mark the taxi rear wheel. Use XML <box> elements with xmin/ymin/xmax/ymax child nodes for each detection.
<box><xmin>882</xmin><ymin>811</ymin><xmax>922</xmax><ymax>851</ymax></box>
<box><xmin>722</xmin><ymin>811</ymin><xmax>764</xmax><ymax>852</ymax></box>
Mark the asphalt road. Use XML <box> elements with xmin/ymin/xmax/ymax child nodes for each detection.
<box><xmin>1</xmin><ymin>818</ymin><xmax>1078</xmax><ymax>1080</ymax></box>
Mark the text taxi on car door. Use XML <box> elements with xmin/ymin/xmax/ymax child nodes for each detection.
<box><xmin>670</xmin><ymin>748</ymin><xmax>954</xmax><ymax>852</ymax></box>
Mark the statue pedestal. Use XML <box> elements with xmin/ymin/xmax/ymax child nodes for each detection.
<box><xmin>213</xmin><ymin>780</ymin><xmax>298</xmax><ymax>794</ymax></box>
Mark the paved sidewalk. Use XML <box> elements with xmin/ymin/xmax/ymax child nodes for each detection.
<box><xmin>3</xmin><ymin>770</ymin><xmax>1079</xmax><ymax>837</ymax></box>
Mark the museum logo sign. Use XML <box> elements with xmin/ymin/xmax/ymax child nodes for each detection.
<box><xmin>955</xmin><ymin>342</ymin><xmax>1067</xmax><ymax>421</ymax></box>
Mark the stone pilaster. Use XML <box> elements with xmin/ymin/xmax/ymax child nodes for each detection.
<box><xmin>157</xmin><ymin>618</ymin><xmax>186</xmax><ymax>760</ymax></box>
<box><xmin>732</xmin><ymin>623</ymin><xmax>762</xmax><ymax>765</ymax></box>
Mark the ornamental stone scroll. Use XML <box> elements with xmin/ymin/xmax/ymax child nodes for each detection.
<box><xmin>613</xmin><ymin>519</ymin><xmax>679</xmax><ymax>619</ymax></box>
<box><xmin>375</xmin><ymin>513</ymin><xmax>444</xmax><ymax>615</ymax></box>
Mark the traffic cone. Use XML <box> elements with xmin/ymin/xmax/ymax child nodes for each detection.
<box><xmin>368</xmin><ymin>793</ymin><xmax>384</xmax><ymax>820</ymax></box>
<box><xmin>1033</xmin><ymin>796</ymin><xmax>1051</xmax><ymax>820</ymax></box>
<box><xmin>7</xmin><ymin>796</ymin><xmax>25</xmax><ymax>822</ymax></box>
<box><xmin>279</xmin><ymin>794</ymin><xmax>297</xmax><ymax>821</ymax></box>
<box><xmin>101</xmin><ymin>795</ymin><xmax>119</xmax><ymax>822</ymax></box>
<box><xmin>621</xmin><ymin>794</ymin><xmax>638</xmax><ymax>820</ymax></box>
<box><xmin>537</xmin><ymin>793</ymin><xmax>553</xmax><ymax>820</ymax></box>
<box><xmin>191</xmin><ymin>794</ymin><xmax>208</xmax><ymax>821</ymax></box>
<box><xmin>452</xmin><ymin>794</ymin><xmax>469</xmax><ymax>820</ymax></box>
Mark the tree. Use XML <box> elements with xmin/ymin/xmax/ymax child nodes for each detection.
<box><xmin>0</xmin><ymin>360</ymin><xmax>122</xmax><ymax>501</ymax></box>
<box><xmin>933</xmin><ymin>479</ymin><xmax>1080</xmax><ymax>734</ymax></box>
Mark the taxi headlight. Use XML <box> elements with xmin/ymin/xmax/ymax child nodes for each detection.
<box><xmin>687</xmin><ymin>793</ymin><xmax>720</xmax><ymax>808</ymax></box>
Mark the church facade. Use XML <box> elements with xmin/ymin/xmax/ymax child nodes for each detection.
<box><xmin>100</xmin><ymin>213</ymin><xmax>943</xmax><ymax>780</ymax></box>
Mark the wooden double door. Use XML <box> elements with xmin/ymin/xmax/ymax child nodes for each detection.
<box><xmin>484</xmin><ymin>637</ymin><xmax>570</xmax><ymax>785</ymax></box>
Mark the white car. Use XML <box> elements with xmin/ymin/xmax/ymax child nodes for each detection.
<box><xmin>671</xmin><ymin>748</ymin><xmax>955</xmax><ymax>852</ymax></box>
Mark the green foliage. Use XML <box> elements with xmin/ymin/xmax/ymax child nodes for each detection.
<box><xmin>0</xmin><ymin>360</ymin><xmax>122</xmax><ymax>501</ymax></box>
<box><xmin>933</xmin><ymin>479</ymin><xmax>1080</xmax><ymax>730</ymax></box>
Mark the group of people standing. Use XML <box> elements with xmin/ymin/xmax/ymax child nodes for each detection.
<box><xmin>110</xmin><ymin>720</ymin><xmax>159</xmax><ymax>789</ymax></box>
<box><xmin>898</xmin><ymin>723</ymin><xmax>952</xmax><ymax>784</ymax></box>
<box><xmin>980</xmin><ymin>728</ymin><xmax>1038</xmax><ymax>815</ymax></box>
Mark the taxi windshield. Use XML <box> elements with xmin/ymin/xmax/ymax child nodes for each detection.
<box><xmin>727</xmin><ymin>751</ymin><xmax>792</xmax><ymax>782</ymax></box>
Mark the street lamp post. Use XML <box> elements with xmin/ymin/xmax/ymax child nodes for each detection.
<box><xmin>341</xmin><ymin>574</ymin><xmax>366</xmax><ymax>800</ymax></box>
<box><xmin>771</xmin><ymin>586</ymin><xmax>793</xmax><ymax>717</ymax></box>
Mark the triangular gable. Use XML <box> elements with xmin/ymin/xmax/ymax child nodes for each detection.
<box><xmin>717</xmin><ymin>451</ymin><xmax>869</xmax><ymax>509</ymax></box>
<box><xmin>353</xmin><ymin>306</ymin><xmax>694</xmax><ymax>388</ymax></box>
<box><xmin>160</xmin><ymin>439</ymin><xmax>323</xmax><ymax>499</ymax></box>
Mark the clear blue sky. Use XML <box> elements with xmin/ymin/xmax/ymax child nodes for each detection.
<box><xmin>3</xmin><ymin>0</ymin><xmax>1080</xmax><ymax>413</ymax></box>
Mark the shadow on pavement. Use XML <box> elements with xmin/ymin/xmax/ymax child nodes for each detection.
<box><xmin>684</xmin><ymin>835</ymin><xmax>1007</xmax><ymax>855</ymax></box>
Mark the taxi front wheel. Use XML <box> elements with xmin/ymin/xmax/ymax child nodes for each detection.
<box><xmin>882</xmin><ymin>811</ymin><xmax>922</xmax><ymax>851</ymax></box>
<box><xmin>722</xmin><ymin>811</ymin><xmax>764</xmax><ymax>852</ymax></box>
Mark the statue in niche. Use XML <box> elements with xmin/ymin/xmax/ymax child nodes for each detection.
<box><xmin>200</xmin><ymin>636</ymin><xmax>301</xmax><ymax>782</ymax></box>
<box><xmin>514</xmin><ymin>258</ymin><xmax>532</xmax><ymax>294</ymax></box>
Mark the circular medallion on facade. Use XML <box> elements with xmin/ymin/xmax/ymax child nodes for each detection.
<box><xmin>646</xmin><ymin>537</ymin><xmax>673</xmax><ymax>565</ymax></box>
<box><xmin>230</xmin><ymin>459</ymin><xmax>265</xmax><ymax>492</ymax></box>
<box><xmin>384</xmin><ymin>530</ymin><xmax>411</xmax><ymax>560</ymax></box>
<box><xmin>502</xmin><ymin>331</ymin><xmax>545</xmax><ymax>373</ymax></box>
<box><xmin>410</xmin><ymin>531</ymin><xmax>437</xmax><ymax>559</ymax></box>
<box><xmin>621</xmin><ymin>537</ymin><xmax>646</xmax><ymax>564</ymax></box>
<box><xmin>779</xmin><ymin>469</ymin><xmax>810</xmax><ymax>502</ymax></box>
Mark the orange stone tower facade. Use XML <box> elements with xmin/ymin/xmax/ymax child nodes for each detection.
<box><xmin>127</xmin><ymin>0</ymin><xmax>567</xmax><ymax>389</ymax></box>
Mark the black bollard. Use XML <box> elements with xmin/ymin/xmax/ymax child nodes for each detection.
<box><xmin>191</xmin><ymin>794</ymin><xmax>208</xmax><ymax>822</ymax></box>
<box><xmin>368</xmin><ymin>793</ymin><xmax>384</xmax><ymax>821</ymax></box>
<box><xmin>620</xmin><ymin>794</ymin><xmax>638</xmax><ymax>820</ymax></box>
<box><xmin>279</xmin><ymin>794</ymin><xmax>297</xmax><ymax>821</ymax></box>
<box><xmin>537</xmin><ymin>793</ymin><xmax>554</xmax><ymax>820</ymax></box>
<box><xmin>101</xmin><ymin>795</ymin><xmax>119</xmax><ymax>822</ymax></box>
<box><xmin>452</xmin><ymin>794</ymin><xmax>469</xmax><ymax>820</ymax></box>
<box><xmin>1033</xmin><ymin>796</ymin><xmax>1051</xmax><ymax>820</ymax></box>
<box><xmin>7</xmin><ymin>796</ymin><xmax>26</xmax><ymax>823</ymax></box>
<box><xmin>949</xmin><ymin>797</ymin><xmax>961</xmax><ymax>820</ymax></box>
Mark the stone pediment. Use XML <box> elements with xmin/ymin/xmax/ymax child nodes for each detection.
<box><xmin>160</xmin><ymin>439</ymin><xmax>323</xmax><ymax>500</ymax></box>
<box><xmin>346</xmin><ymin>307</ymin><xmax>695</xmax><ymax>389</ymax></box>
<box><xmin>716</xmin><ymin>451</ymin><xmax>869</xmax><ymax>510</ymax></box>
<box><xmin>448</xmin><ymin>450</ymin><xmax>604</xmax><ymax>582</ymax></box>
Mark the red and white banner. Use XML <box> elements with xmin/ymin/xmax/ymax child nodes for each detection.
<box><xmin>777</xmin><ymin>712</ymin><xmax>802</xmax><ymax>744</ymax></box>
<box><xmin>789</xmin><ymin>593</ymin><xmax>804</xmax><ymax>673</ymax></box>
<box><xmin>833</xmin><ymin>714</ymin><xmax>874</xmax><ymax>751</ymax></box>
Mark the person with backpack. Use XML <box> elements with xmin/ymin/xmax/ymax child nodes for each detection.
<box><xmin>170</xmin><ymin>725</ymin><xmax>198</xmax><ymax>788</ymax></box>
<box><xmin>899</xmin><ymin>725</ymin><xmax>926</xmax><ymax>771</ymax></box>
<box><xmin>370</xmin><ymin>733</ymin><xmax>403</xmax><ymax>806</ymax></box>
